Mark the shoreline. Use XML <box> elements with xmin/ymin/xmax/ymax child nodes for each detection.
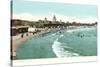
<box><xmin>11</xmin><ymin>28</ymin><xmax>58</xmax><ymax>60</ymax></box>
<box><xmin>11</xmin><ymin>26</ymin><xmax>96</xmax><ymax>60</ymax></box>
<box><xmin>11</xmin><ymin>33</ymin><xmax>34</xmax><ymax>60</ymax></box>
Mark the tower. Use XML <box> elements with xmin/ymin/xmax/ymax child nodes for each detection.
<box><xmin>52</xmin><ymin>15</ymin><xmax>57</xmax><ymax>23</ymax></box>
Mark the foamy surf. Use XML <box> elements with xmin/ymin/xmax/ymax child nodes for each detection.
<box><xmin>52</xmin><ymin>34</ymin><xmax>79</xmax><ymax>58</ymax></box>
<box><xmin>51</xmin><ymin>33</ymin><xmax>56</xmax><ymax>36</ymax></box>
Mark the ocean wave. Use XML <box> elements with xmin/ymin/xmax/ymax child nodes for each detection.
<box><xmin>51</xmin><ymin>33</ymin><xmax>56</xmax><ymax>36</ymax></box>
<box><xmin>52</xmin><ymin>34</ymin><xmax>79</xmax><ymax>58</ymax></box>
<box><xmin>66</xmin><ymin>27</ymin><xmax>96</xmax><ymax>33</ymax></box>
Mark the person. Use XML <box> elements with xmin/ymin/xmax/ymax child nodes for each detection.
<box><xmin>59</xmin><ymin>31</ymin><xmax>61</xmax><ymax>33</ymax></box>
<box><xmin>77</xmin><ymin>33</ymin><xmax>80</xmax><ymax>37</ymax></box>
<box><xmin>80</xmin><ymin>34</ymin><xmax>84</xmax><ymax>38</ymax></box>
<box><xmin>21</xmin><ymin>33</ymin><xmax>24</xmax><ymax>38</ymax></box>
<box><xmin>33</xmin><ymin>32</ymin><xmax>34</xmax><ymax>35</ymax></box>
<box><xmin>26</xmin><ymin>33</ymin><xmax>28</xmax><ymax>36</ymax></box>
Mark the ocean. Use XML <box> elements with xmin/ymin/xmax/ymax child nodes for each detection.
<box><xmin>16</xmin><ymin>27</ymin><xmax>97</xmax><ymax>60</ymax></box>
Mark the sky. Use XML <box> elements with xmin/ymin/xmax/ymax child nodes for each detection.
<box><xmin>12</xmin><ymin>0</ymin><xmax>98</xmax><ymax>23</ymax></box>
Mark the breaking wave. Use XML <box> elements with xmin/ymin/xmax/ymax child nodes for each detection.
<box><xmin>52</xmin><ymin>34</ymin><xmax>79</xmax><ymax>58</ymax></box>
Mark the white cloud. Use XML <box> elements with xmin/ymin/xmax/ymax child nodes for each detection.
<box><xmin>13</xmin><ymin>12</ymin><xmax>98</xmax><ymax>23</ymax></box>
<box><xmin>13</xmin><ymin>13</ymin><xmax>35</xmax><ymax>21</ymax></box>
<box><xmin>13</xmin><ymin>13</ymin><xmax>49</xmax><ymax>21</ymax></box>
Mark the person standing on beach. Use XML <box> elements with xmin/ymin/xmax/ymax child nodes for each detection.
<box><xmin>21</xmin><ymin>33</ymin><xmax>24</xmax><ymax>38</ymax></box>
<box><xmin>26</xmin><ymin>33</ymin><xmax>28</xmax><ymax>36</ymax></box>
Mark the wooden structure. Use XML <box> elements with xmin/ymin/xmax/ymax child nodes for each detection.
<box><xmin>11</xmin><ymin>26</ymin><xmax>29</xmax><ymax>36</ymax></box>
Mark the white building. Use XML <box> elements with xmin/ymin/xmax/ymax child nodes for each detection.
<box><xmin>28</xmin><ymin>28</ymin><xmax>36</xmax><ymax>33</ymax></box>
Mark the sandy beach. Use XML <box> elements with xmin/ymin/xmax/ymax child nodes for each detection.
<box><xmin>11</xmin><ymin>29</ymin><xmax>55</xmax><ymax>60</ymax></box>
<box><xmin>11</xmin><ymin>33</ymin><xmax>33</xmax><ymax>59</ymax></box>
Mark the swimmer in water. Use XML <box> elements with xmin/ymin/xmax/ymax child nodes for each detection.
<box><xmin>59</xmin><ymin>31</ymin><xmax>61</xmax><ymax>33</ymax></box>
